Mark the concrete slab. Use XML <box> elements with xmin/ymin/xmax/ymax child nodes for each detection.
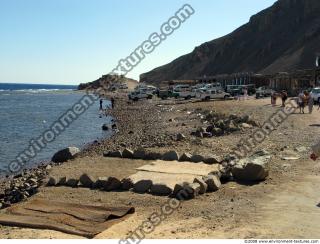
<box><xmin>136</xmin><ymin>160</ymin><xmax>220</xmax><ymax>176</ymax></box>
<box><xmin>129</xmin><ymin>161</ymin><xmax>220</xmax><ymax>196</ymax></box>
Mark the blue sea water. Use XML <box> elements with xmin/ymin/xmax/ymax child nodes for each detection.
<box><xmin>0</xmin><ymin>83</ymin><xmax>112</xmax><ymax>174</ymax></box>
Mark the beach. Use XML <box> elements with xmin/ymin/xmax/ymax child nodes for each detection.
<box><xmin>1</xmin><ymin>96</ymin><xmax>320</xmax><ymax>238</ymax></box>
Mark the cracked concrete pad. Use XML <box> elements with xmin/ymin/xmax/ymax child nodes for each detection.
<box><xmin>136</xmin><ymin>160</ymin><xmax>220</xmax><ymax>176</ymax></box>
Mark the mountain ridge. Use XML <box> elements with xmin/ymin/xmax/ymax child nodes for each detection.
<box><xmin>140</xmin><ymin>0</ymin><xmax>320</xmax><ymax>83</ymax></box>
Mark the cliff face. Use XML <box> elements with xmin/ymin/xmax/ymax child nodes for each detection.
<box><xmin>140</xmin><ymin>0</ymin><xmax>320</xmax><ymax>83</ymax></box>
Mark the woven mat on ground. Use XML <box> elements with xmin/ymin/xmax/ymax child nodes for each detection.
<box><xmin>0</xmin><ymin>198</ymin><xmax>135</xmax><ymax>238</ymax></box>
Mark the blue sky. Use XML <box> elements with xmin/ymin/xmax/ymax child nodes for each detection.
<box><xmin>0</xmin><ymin>0</ymin><xmax>277</xmax><ymax>84</ymax></box>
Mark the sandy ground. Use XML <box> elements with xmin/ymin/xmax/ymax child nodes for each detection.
<box><xmin>1</xmin><ymin>97</ymin><xmax>320</xmax><ymax>239</ymax></box>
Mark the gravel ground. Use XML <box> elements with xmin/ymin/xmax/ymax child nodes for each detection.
<box><xmin>1</xmin><ymin>96</ymin><xmax>320</xmax><ymax>239</ymax></box>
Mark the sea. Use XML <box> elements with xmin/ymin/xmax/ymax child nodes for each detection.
<box><xmin>0</xmin><ymin>83</ymin><xmax>112</xmax><ymax>175</ymax></box>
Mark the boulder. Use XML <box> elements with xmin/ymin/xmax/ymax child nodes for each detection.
<box><xmin>133</xmin><ymin>149</ymin><xmax>146</xmax><ymax>159</ymax></box>
<box><xmin>183</xmin><ymin>183</ymin><xmax>201</xmax><ymax>199</ymax></box>
<box><xmin>104</xmin><ymin>177</ymin><xmax>121</xmax><ymax>191</ymax></box>
<box><xmin>227</xmin><ymin>121</ymin><xmax>239</xmax><ymax>132</ymax></box>
<box><xmin>232</xmin><ymin>154</ymin><xmax>270</xmax><ymax>182</ymax></box>
<box><xmin>190</xmin><ymin>154</ymin><xmax>205</xmax><ymax>163</ymax></box>
<box><xmin>204</xmin><ymin>155</ymin><xmax>222</xmax><ymax>164</ymax></box>
<box><xmin>79</xmin><ymin>174</ymin><xmax>95</xmax><ymax>188</ymax></box>
<box><xmin>144</xmin><ymin>152</ymin><xmax>162</xmax><ymax>160</ymax></box>
<box><xmin>162</xmin><ymin>151</ymin><xmax>179</xmax><ymax>161</ymax></box>
<box><xmin>216</xmin><ymin>120</ymin><xmax>226</xmax><ymax>130</ymax></box>
<box><xmin>108</xmin><ymin>150</ymin><xmax>123</xmax><ymax>158</ymax></box>
<box><xmin>46</xmin><ymin>177</ymin><xmax>58</xmax><ymax>186</ymax></box>
<box><xmin>176</xmin><ymin>133</ymin><xmax>186</xmax><ymax>141</ymax></box>
<box><xmin>193</xmin><ymin>177</ymin><xmax>207</xmax><ymax>194</ymax></box>
<box><xmin>179</xmin><ymin>153</ymin><xmax>192</xmax><ymax>162</ymax></box>
<box><xmin>203</xmin><ymin>175</ymin><xmax>221</xmax><ymax>192</ymax></box>
<box><xmin>150</xmin><ymin>184</ymin><xmax>173</xmax><ymax>196</ymax></box>
<box><xmin>173</xmin><ymin>182</ymin><xmax>189</xmax><ymax>197</ymax></box>
<box><xmin>206</xmin><ymin>125</ymin><xmax>214</xmax><ymax>133</ymax></box>
<box><xmin>122</xmin><ymin>148</ymin><xmax>134</xmax><ymax>159</ymax></box>
<box><xmin>51</xmin><ymin>147</ymin><xmax>80</xmax><ymax>163</ymax></box>
<box><xmin>93</xmin><ymin>177</ymin><xmax>109</xmax><ymax>189</ymax></box>
<box><xmin>240</xmin><ymin>115</ymin><xmax>250</xmax><ymax>123</ymax></box>
<box><xmin>133</xmin><ymin>180</ymin><xmax>153</xmax><ymax>193</ymax></box>
<box><xmin>57</xmin><ymin>177</ymin><xmax>67</xmax><ymax>186</ymax></box>
<box><xmin>65</xmin><ymin>178</ymin><xmax>79</xmax><ymax>188</ymax></box>
<box><xmin>102</xmin><ymin>124</ymin><xmax>109</xmax><ymax>131</ymax></box>
<box><xmin>212</xmin><ymin>128</ymin><xmax>223</xmax><ymax>136</ymax></box>
<box><xmin>121</xmin><ymin>178</ymin><xmax>134</xmax><ymax>190</ymax></box>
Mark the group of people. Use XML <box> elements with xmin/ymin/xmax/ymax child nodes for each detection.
<box><xmin>297</xmin><ymin>91</ymin><xmax>314</xmax><ymax>114</ymax></box>
<box><xmin>271</xmin><ymin>89</ymin><xmax>315</xmax><ymax>114</ymax></box>
<box><xmin>271</xmin><ymin>90</ymin><xmax>288</xmax><ymax>107</ymax></box>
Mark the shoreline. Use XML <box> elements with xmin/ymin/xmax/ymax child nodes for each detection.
<box><xmin>0</xmin><ymin>93</ymin><xmax>119</xmax><ymax>208</ymax></box>
<box><xmin>1</xmin><ymin>96</ymin><xmax>319</xmax><ymax>238</ymax></box>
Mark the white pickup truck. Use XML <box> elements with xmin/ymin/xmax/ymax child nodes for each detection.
<box><xmin>128</xmin><ymin>89</ymin><xmax>153</xmax><ymax>101</ymax></box>
<box><xmin>196</xmin><ymin>89</ymin><xmax>231</xmax><ymax>101</ymax></box>
<box><xmin>173</xmin><ymin>86</ymin><xmax>196</xmax><ymax>100</ymax></box>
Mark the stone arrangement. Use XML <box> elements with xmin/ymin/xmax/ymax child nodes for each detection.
<box><xmin>47</xmin><ymin>149</ymin><xmax>270</xmax><ymax>200</ymax></box>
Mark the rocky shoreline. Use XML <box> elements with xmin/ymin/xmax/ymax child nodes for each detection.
<box><xmin>0</xmin><ymin>95</ymin><xmax>263</xmax><ymax>209</ymax></box>
<box><xmin>0</xmin><ymin>94</ymin><xmax>301</xmax><ymax>209</ymax></box>
<box><xmin>0</xmin><ymin>95</ymin><xmax>122</xmax><ymax>209</ymax></box>
<box><xmin>0</xmin><ymin>92</ymin><xmax>173</xmax><ymax>209</ymax></box>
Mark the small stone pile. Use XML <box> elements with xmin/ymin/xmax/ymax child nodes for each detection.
<box><xmin>103</xmin><ymin>148</ymin><xmax>223</xmax><ymax>164</ymax></box>
<box><xmin>191</xmin><ymin>112</ymin><xmax>258</xmax><ymax>138</ymax></box>
<box><xmin>0</xmin><ymin>168</ymin><xmax>47</xmax><ymax>209</ymax></box>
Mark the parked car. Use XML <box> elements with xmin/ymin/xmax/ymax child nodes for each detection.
<box><xmin>173</xmin><ymin>84</ymin><xmax>191</xmax><ymax>92</ymax></box>
<box><xmin>173</xmin><ymin>85</ymin><xmax>196</xmax><ymax>99</ymax></box>
<box><xmin>196</xmin><ymin>89</ymin><xmax>231</xmax><ymax>101</ymax></box>
<box><xmin>174</xmin><ymin>89</ymin><xmax>196</xmax><ymax>100</ymax></box>
<box><xmin>158</xmin><ymin>90</ymin><xmax>179</xmax><ymax>100</ymax></box>
<box><xmin>199</xmin><ymin>83</ymin><xmax>223</xmax><ymax>92</ymax></box>
<box><xmin>135</xmin><ymin>85</ymin><xmax>158</xmax><ymax>94</ymax></box>
<box><xmin>128</xmin><ymin>89</ymin><xmax>153</xmax><ymax>101</ymax></box>
<box><xmin>226</xmin><ymin>85</ymin><xmax>241</xmax><ymax>96</ymax></box>
<box><xmin>256</xmin><ymin>86</ymin><xmax>273</xmax><ymax>98</ymax></box>
<box><xmin>226</xmin><ymin>84</ymin><xmax>256</xmax><ymax>96</ymax></box>
<box><xmin>311</xmin><ymin>87</ymin><xmax>320</xmax><ymax>103</ymax></box>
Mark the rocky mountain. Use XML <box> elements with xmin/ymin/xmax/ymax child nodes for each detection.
<box><xmin>140</xmin><ymin>0</ymin><xmax>320</xmax><ymax>83</ymax></box>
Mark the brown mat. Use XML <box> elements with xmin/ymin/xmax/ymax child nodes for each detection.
<box><xmin>0</xmin><ymin>199</ymin><xmax>135</xmax><ymax>238</ymax></box>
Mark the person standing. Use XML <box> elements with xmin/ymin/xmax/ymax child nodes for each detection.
<box><xmin>308</xmin><ymin>92</ymin><xmax>314</xmax><ymax>114</ymax></box>
<box><xmin>99</xmin><ymin>99</ymin><xmax>103</xmax><ymax>110</ymax></box>
<box><xmin>298</xmin><ymin>91</ymin><xmax>305</xmax><ymax>114</ymax></box>
<box><xmin>111</xmin><ymin>97</ymin><xmax>115</xmax><ymax>109</ymax></box>
<box><xmin>281</xmin><ymin>90</ymin><xmax>288</xmax><ymax>107</ymax></box>
<box><xmin>243</xmin><ymin>88</ymin><xmax>248</xmax><ymax>100</ymax></box>
<box><xmin>271</xmin><ymin>92</ymin><xmax>277</xmax><ymax>107</ymax></box>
